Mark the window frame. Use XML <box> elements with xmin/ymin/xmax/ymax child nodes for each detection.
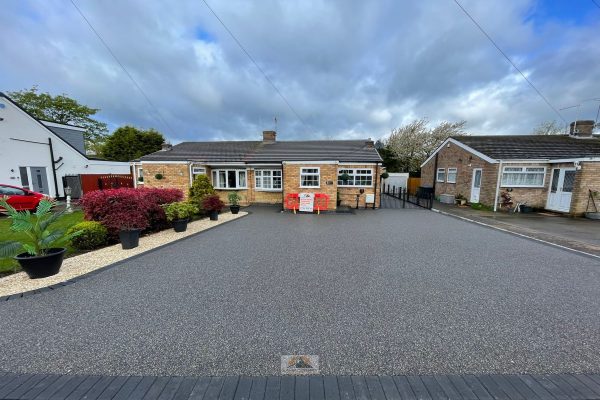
<box><xmin>500</xmin><ymin>166</ymin><xmax>546</xmax><ymax>188</ymax></box>
<box><xmin>337</xmin><ymin>168</ymin><xmax>374</xmax><ymax>187</ymax></box>
<box><xmin>446</xmin><ymin>167</ymin><xmax>457</xmax><ymax>184</ymax></box>
<box><xmin>211</xmin><ymin>169</ymin><xmax>248</xmax><ymax>190</ymax></box>
<box><xmin>436</xmin><ymin>168</ymin><xmax>446</xmax><ymax>182</ymax></box>
<box><xmin>299</xmin><ymin>167</ymin><xmax>320</xmax><ymax>188</ymax></box>
<box><xmin>255</xmin><ymin>169</ymin><xmax>282</xmax><ymax>191</ymax></box>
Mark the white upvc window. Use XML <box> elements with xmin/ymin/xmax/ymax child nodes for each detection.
<box><xmin>447</xmin><ymin>168</ymin><xmax>457</xmax><ymax>183</ymax></box>
<box><xmin>211</xmin><ymin>169</ymin><xmax>247</xmax><ymax>189</ymax></box>
<box><xmin>300</xmin><ymin>167</ymin><xmax>320</xmax><ymax>188</ymax></box>
<box><xmin>192</xmin><ymin>166</ymin><xmax>206</xmax><ymax>178</ymax></box>
<box><xmin>436</xmin><ymin>168</ymin><xmax>446</xmax><ymax>182</ymax></box>
<box><xmin>501</xmin><ymin>166</ymin><xmax>546</xmax><ymax>187</ymax></box>
<box><xmin>255</xmin><ymin>169</ymin><xmax>282</xmax><ymax>191</ymax></box>
<box><xmin>337</xmin><ymin>168</ymin><xmax>373</xmax><ymax>187</ymax></box>
<box><xmin>136</xmin><ymin>167</ymin><xmax>144</xmax><ymax>181</ymax></box>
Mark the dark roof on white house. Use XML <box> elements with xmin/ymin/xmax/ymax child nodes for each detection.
<box><xmin>42</xmin><ymin>124</ymin><xmax>86</xmax><ymax>155</ymax></box>
<box><xmin>140</xmin><ymin>140</ymin><xmax>382</xmax><ymax>163</ymax></box>
<box><xmin>453</xmin><ymin>135</ymin><xmax>600</xmax><ymax>160</ymax></box>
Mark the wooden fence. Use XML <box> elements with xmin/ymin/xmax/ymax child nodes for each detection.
<box><xmin>407</xmin><ymin>177</ymin><xmax>421</xmax><ymax>195</ymax></box>
<box><xmin>80</xmin><ymin>174</ymin><xmax>134</xmax><ymax>194</ymax></box>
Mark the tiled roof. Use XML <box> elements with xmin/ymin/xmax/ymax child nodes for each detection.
<box><xmin>140</xmin><ymin>140</ymin><xmax>382</xmax><ymax>163</ymax></box>
<box><xmin>454</xmin><ymin>135</ymin><xmax>600</xmax><ymax>160</ymax></box>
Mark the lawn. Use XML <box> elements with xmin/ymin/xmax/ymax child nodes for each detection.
<box><xmin>0</xmin><ymin>211</ymin><xmax>84</xmax><ymax>276</ymax></box>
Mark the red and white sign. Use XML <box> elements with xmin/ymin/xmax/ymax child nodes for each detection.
<box><xmin>298</xmin><ymin>192</ymin><xmax>315</xmax><ymax>212</ymax></box>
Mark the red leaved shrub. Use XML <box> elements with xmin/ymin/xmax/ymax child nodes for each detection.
<box><xmin>202</xmin><ymin>195</ymin><xmax>225</xmax><ymax>212</ymax></box>
<box><xmin>80</xmin><ymin>187</ymin><xmax>184</xmax><ymax>235</ymax></box>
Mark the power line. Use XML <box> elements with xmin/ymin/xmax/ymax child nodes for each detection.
<box><xmin>452</xmin><ymin>0</ymin><xmax>567</xmax><ymax>124</ymax></box>
<box><xmin>69</xmin><ymin>0</ymin><xmax>176</xmax><ymax>137</ymax></box>
<box><xmin>200</xmin><ymin>0</ymin><xmax>309</xmax><ymax>130</ymax></box>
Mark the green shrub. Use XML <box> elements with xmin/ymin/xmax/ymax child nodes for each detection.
<box><xmin>228</xmin><ymin>192</ymin><xmax>242</xmax><ymax>205</ymax></box>
<box><xmin>470</xmin><ymin>202</ymin><xmax>493</xmax><ymax>211</ymax></box>
<box><xmin>67</xmin><ymin>221</ymin><xmax>108</xmax><ymax>250</ymax></box>
<box><xmin>163</xmin><ymin>202</ymin><xmax>198</xmax><ymax>221</ymax></box>
<box><xmin>189</xmin><ymin>174</ymin><xmax>215</xmax><ymax>209</ymax></box>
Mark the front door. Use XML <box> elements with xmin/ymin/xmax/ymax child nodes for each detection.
<box><xmin>30</xmin><ymin>167</ymin><xmax>49</xmax><ymax>195</ymax></box>
<box><xmin>470</xmin><ymin>168</ymin><xmax>482</xmax><ymax>203</ymax></box>
<box><xmin>546</xmin><ymin>168</ymin><xmax>576</xmax><ymax>212</ymax></box>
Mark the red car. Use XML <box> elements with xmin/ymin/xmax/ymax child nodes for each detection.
<box><xmin>0</xmin><ymin>184</ymin><xmax>48</xmax><ymax>212</ymax></box>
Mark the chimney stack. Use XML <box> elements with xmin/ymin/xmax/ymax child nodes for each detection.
<box><xmin>569</xmin><ymin>120</ymin><xmax>595</xmax><ymax>138</ymax></box>
<box><xmin>365</xmin><ymin>138</ymin><xmax>375</xmax><ymax>148</ymax></box>
<box><xmin>263</xmin><ymin>130</ymin><xmax>277</xmax><ymax>142</ymax></box>
<box><xmin>161</xmin><ymin>142</ymin><xmax>173</xmax><ymax>151</ymax></box>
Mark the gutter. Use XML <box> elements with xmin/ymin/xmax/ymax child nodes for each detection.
<box><xmin>493</xmin><ymin>160</ymin><xmax>503</xmax><ymax>212</ymax></box>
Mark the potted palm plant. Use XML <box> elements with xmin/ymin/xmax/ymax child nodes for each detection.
<box><xmin>228</xmin><ymin>192</ymin><xmax>242</xmax><ymax>214</ymax></box>
<box><xmin>0</xmin><ymin>198</ymin><xmax>82</xmax><ymax>279</ymax></box>
<box><xmin>202</xmin><ymin>195</ymin><xmax>225</xmax><ymax>221</ymax></box>
<box><xmin>163</xmin><ymin>201</ymin><xmax>198</xmax><ymax>232</ymax></box>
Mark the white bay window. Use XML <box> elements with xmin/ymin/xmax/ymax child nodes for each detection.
<box><xmin>211</xmin><ymin>169</ymin><xmax>247</xmax><ymax>189</ymax></box>
<box><xmin>501</xmin><ymin>166</ymin><xmax>546</xmax><ymax>187</ymax></box>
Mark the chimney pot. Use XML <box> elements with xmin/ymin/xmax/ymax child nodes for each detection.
<box><xmin>263</xmin><ymin>130</ymin><xmax>276</xmax><ymax>142</ymax></box>
<box><xmin>161</xmin><ymin>142</ymin><xmax>172</xmax><ymax>151</ymax></box>
<box><xmin>569</xmin><ymin>120</ymin><xmax>594</xmax><ymax>137</ymax></box>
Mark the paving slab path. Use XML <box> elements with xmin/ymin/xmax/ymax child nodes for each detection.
<box><xmin>1</xmin><ymin>206</ymin><xmax>599</xmax><ymax>377</ymax></box>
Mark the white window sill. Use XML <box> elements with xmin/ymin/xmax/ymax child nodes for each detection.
<box><xmin>500</xmin><ymin>185</ymin><xmax>545</xmax><ymax>188</ymax></box>
<box><xmin>446</xmin><ymin>181</ymin><xmax>456</xmax><ymax>184</ymax></box>
<box><xmin>255</xmin><ymin>189</ymin><xmax>282</xmax><ymax>192</ymax></box>
<box><xmin>338</xmin><ymin>185</ymin><xmax>374</xmax><ymax>188</ymax></box>
<box><xmin>299</xmin><ymin>186</ymin><xmax>320</xmax><ymax>189</ymax></box>
<box><xmin>215</xmin><ymin>188</ymin><xmax>247</xmax><ymax>191</ymax></box>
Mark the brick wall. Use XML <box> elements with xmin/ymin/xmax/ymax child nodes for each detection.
<box><xmin>570</xmin><ymin>161</ymin><xmax>600</xmax><ymax>215</ymax></box>
<box><xmin>283</xmin><ymin>163</ymin><xmax>338</xmax><ymax>211</ymax></box>
<box><xmin>421</xmin><ymin>144</ymin><xmax>498</xmax><ymax>206</ymax></box>
<box><xmin>337</xmin><ymin>164</ymin><xmax>381</xmax><ymax>208</ymax></box>
<box><xmin>141</xmin><ymin>163</ymin><xmax>191</xmax><ymax>198</ymax></box>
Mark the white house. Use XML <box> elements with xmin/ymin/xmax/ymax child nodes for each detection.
<box><xmin>0</xmin><ymin>92</ymin><xmax>130</xmax><ymax>198</ymax></box>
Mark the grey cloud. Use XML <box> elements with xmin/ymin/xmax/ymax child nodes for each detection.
<box><xmin>0</xmin><ymin>0</ymin><xmax>598</xmax><ymax>144</ymax></box>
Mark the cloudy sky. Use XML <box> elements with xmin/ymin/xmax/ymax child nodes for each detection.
<box><xmin>1</xmin><ymin>1</ymin><xmax>599</xmax><ymax>143</ymax></box>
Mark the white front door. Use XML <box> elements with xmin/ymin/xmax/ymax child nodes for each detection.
<box><xmin>470</xmin><ymin>168</ymin><xmax>482</xmax><ymax>203</ymax></box>
<box><xmin>546</xmin><ymin>168</ymin><xmax>576</xmax><ymax>212</ymax></box>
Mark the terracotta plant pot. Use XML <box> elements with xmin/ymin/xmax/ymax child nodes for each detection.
<box><xmin>15</xmin><ymin>248</ymin><xmax>66</xmax><ymax>279</ymax></box>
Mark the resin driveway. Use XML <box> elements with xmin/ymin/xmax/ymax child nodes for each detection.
<box><xmin>1</xmin><ymin>206</ymin><xmax>600</xmax><ymax>376</ymax></box>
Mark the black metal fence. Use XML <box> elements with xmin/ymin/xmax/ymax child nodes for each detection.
<box><xmin>381</xmin><ymin>184</ymin><xmax>434</xmax><ymax>209</ymax></box>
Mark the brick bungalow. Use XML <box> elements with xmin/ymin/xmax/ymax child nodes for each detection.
<box><xmin>421</xmin><ymin>121</ymin><xmax>600</xmax><ymax>215</ymax></box>
<box><xmin>132</xmin><ymin>131</ymin><xmax>383</xmax><ymax>211</ymax></box>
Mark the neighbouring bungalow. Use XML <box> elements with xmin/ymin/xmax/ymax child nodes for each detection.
<box><xmin>421</xmin><ymin>120</ymin><xmax>600</xmax><ymax>215</ymax></box>
<box><xmin>0</xmin><ymin>92</ymin><xmax>130</xmax><ymax>198</ymax></box>
<box><xmin>132</xmin><ymin>131</ymin><xmax>383</xmax><ymax>211</ymax></box>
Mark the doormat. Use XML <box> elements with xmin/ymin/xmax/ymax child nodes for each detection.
<box><xmin>281</xmin><ymin>355</ymin><xmax>319</xmax><ymax>375</ymax></box>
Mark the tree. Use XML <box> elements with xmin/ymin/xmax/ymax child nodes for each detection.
<box><xmin>189</xmin><ymin>174</ymin><xmax>215</xmax><ymax>211</ymax></box>
<box><xmin>532</xmin><ymin>120</ymin><xmax>564</xmax><ymax>135</ymax></box>
<box><xmin>8</xmin><ymin>86</ymin><xmax>108</xmax><ymax>154</ymax></box>
<box><xmin>384</xmin><ymin>118</ymin><xmax>467</xmax><ymax>174</ymax></box>
<box><xmin>102</xmin><ymin>126</ymin><xmax>165</xmax><ymax>161</ymax></box>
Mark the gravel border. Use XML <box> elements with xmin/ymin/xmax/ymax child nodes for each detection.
<box><xmin>0</xmin><ymin>211</ymin><xmax>248</xmax><ymax>300</ymax></box>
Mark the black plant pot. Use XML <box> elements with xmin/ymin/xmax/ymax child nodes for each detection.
<box><xmin>15</xmin><ymin>248</ymin><xmax>66</xmax><ymax>279</ymax></box>
<box><xmin>119</xmin><ymin>229</ymin><xmax>141</xmax><ymax>249</ymax></box>
<box><xmin>209</xmin><ymin>210</ymin><xmax>219</xmax><ymax>221</ymax></box>
<box><xmin>172</xmin><ymin>218</ymin><xmax>189</xmax><ymax>232</ymax></box>
<box><xmin>230</xmin><ymin>205</ymin><xmax>240</xmax><ymax>214</ymax></box>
